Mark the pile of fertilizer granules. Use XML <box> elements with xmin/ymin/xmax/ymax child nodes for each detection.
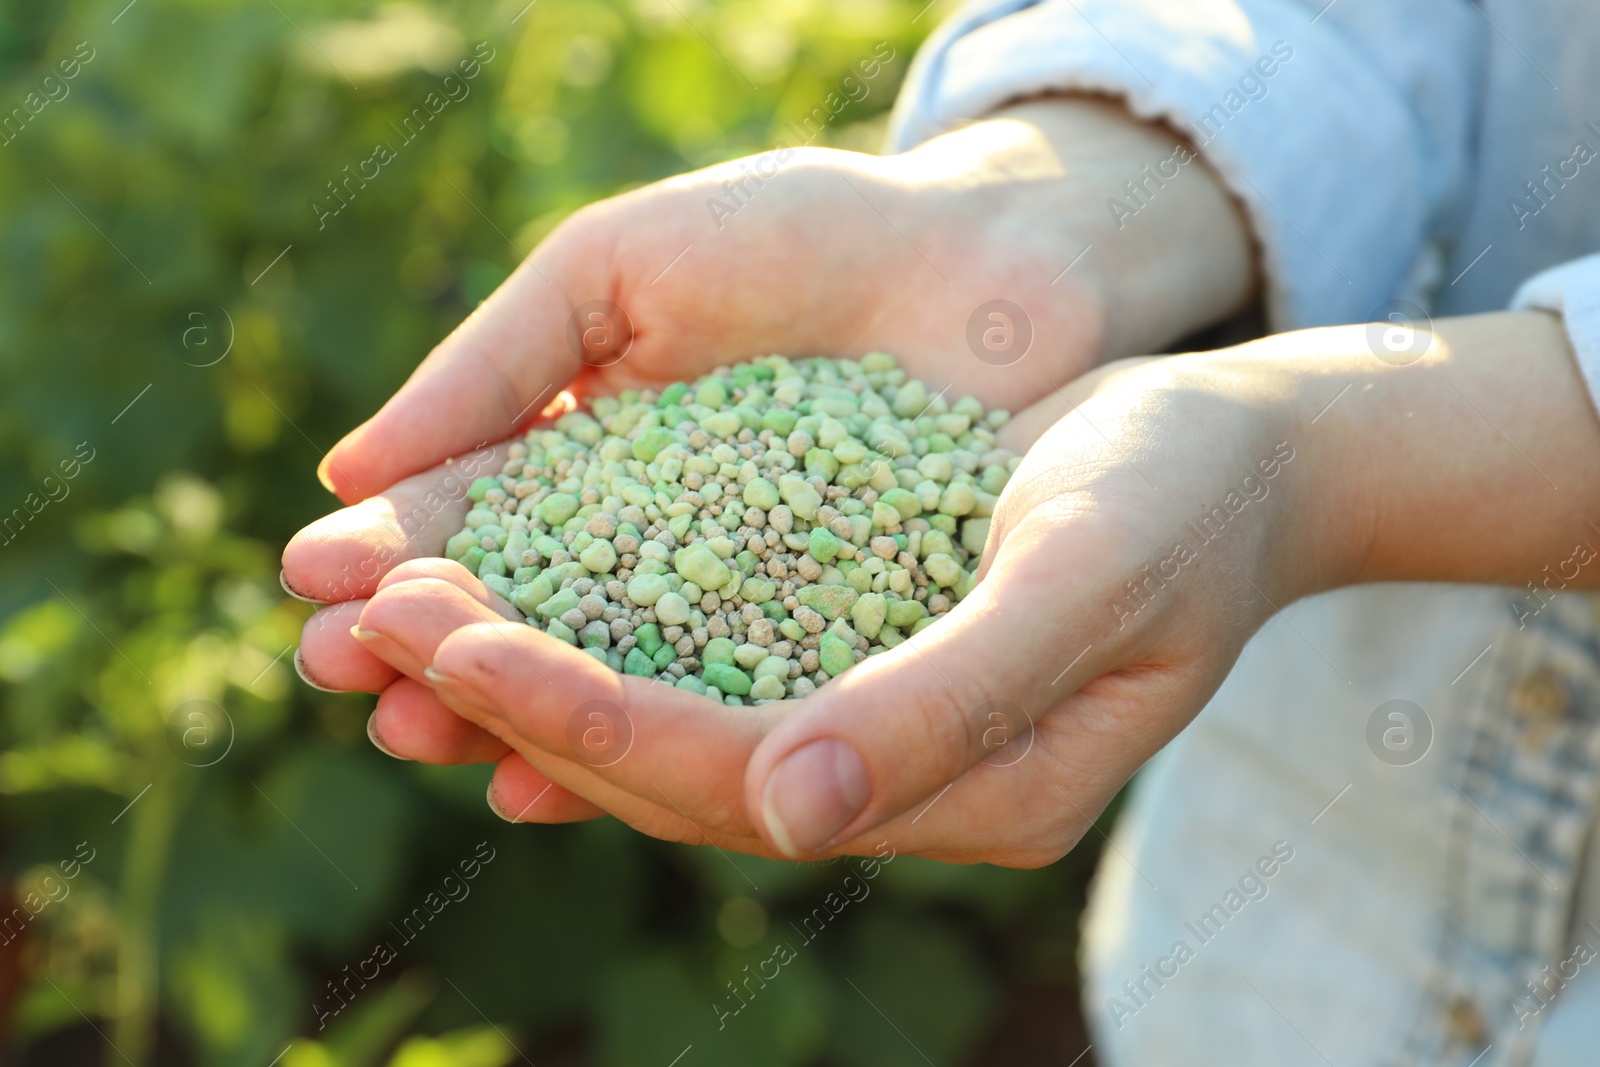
<box><xmin>443</xmin><ymin>352</ymin><xmax>1018</xmax><ymax>704</ymax></box>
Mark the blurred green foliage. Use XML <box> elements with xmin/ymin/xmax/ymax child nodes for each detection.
<box><xmin>0</xmin><ymin>1</ymin><xmax>1101</xmax><ymax>1064</ymax></box>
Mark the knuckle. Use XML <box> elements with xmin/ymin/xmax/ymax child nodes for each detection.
<box><xmin>907</xmin><ymin>684</ymin><xmax>989</xmax><ymax>782</ymax></box>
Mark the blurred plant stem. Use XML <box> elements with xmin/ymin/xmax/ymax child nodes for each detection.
<box><xmin>112</xmin><ymin>758</ymin><xmax>193</xmax><ymax>1067</ymax></box>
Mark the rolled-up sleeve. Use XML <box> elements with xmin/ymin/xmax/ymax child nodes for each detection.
<box><xmin>887</xmin><ymin>0</ymin><xmax>1484</xmax><ymax>331</ymax></box>
<box><xmin>1512</xmin><ymin>255</ymin><xmax>1600</xmax><ymax>415</ymax></box>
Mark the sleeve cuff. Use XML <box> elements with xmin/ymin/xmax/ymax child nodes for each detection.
<box><xmin>887</xmin><ymin>0</ymin><xmax>1477</xmax><ymax>333</ymax></box>
<box><xmin>1510</xmin><ymin>254</ymin><xmax>1600</xmax><ymax>415</ymax></box>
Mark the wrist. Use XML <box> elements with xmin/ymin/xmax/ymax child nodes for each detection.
<box><xmin>1194</xmin><ymin>341</ymin><xmax>1379</xmax><ymax>602</ymax></box>
<box><xmin>1122</xmin><ymin>347</ymin><xmax>1350</xmax><ymax>608</ymax></box>
<box><xmin>889</xmin><ymin>95</ymin><xmax>1259</xmax><ymax>363</ymax></box>
<box><xmin>1211</xmin><ymin>313</ymin><xmax>1600</xmax><ymax>598</ymax></box>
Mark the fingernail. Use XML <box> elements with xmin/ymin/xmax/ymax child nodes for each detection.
<box><xmin>293</xmin><ymin>646</ymin><xmax>344</xmax><ymax>693</ymax></box>
<box><xmin>366</xmin><ymin>713</ymin><xmax>409</xmax><ymax>760</ymax></box>
<box><xmin>422</xmin><ymin>666</ymin><xmax>457</xmax><ymax>685</ymax></box>
<box><xmin>351</xmin><ymin>626</ymin><xmax>383</xmax><ymax>643</ymax></box>
<box><xmin>316</xmin><ymin>453</ymin><xmax>338</xmax><ymax>495</ymax></box>
<box><xmin>761</xmin><ymin>739</ymin><xmax>871</xmax><ymax>858</ymax></box>
<box><xmin>486</xmin><ymin>780</ymin><xmax>518</xmax><ymax>822</ymax></box>
<box><xmin>280</xmin><ymin>569</ymin><xmax>331</xmax><ymax>605</ymax></box>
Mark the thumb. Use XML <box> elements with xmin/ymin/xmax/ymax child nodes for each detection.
<box><xmin>318</xmin><ymin>249</ymin><xmax>593</xmax><ymax>504</ymax></box>
<box><xmin>744</xmin><ymin>524</ymin><xmax>1120</xmax><ymax>858</ymax></box>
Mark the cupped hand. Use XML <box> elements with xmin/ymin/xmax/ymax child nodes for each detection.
<box><xmin>316</xmin><ymin>106</ymin><xmax>1093</xmax><ymax>511</ymax></box>
<box><xmin>297</xmin><ymin>308</ymin><xmax>1600</xmax><ymax>864</ymax></box>
<box><xmin>304</xmin><ymin>94</ymin><xmax>1255</xmax><ymax>510</ymax></box>
<box><xmin>342</xmin><ymin>347</ymin><xmax>1322</xmax><ymax>864</ymax></box>
<box><xmin>283</xmin><ymin>95</ymin><xmax>1259</xmax><ymax>830</ymax></box>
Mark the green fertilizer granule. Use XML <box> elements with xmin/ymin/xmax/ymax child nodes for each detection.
<box><xmin>443</xmin><ymin>352</ymin><xmax>1018</xmax><ymax>705</ymax></box>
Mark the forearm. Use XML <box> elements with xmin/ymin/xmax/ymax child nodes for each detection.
<box><xmin>1256</xmin><ymin>312</ymin><xmax>1600</xmax><ymax>595</ymax></box>
<box><xmin>886</xmin><ymin>95</ymin><xmax>1259</xmax><ymax>363</ymax></box>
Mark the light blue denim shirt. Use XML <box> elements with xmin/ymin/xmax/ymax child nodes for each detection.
<box><xmin>888</xmin><ymin>2</ymin><xmax>1600</xmax><ymax>1063</ymax></box>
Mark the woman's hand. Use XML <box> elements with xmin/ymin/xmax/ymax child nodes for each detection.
<box><xmin>283</xmin><ymin>94</ymin><xmax>1258</xmax><ymax>822</ymax></box>
<box><xmin>341</xmin><ymin>311</ymin><xmax>1600</xmax><ymax>863</ymax></box>
<box><xmin>339</xmin><ymin>347</ymin><xmax>1305</xmax><ymax>862</ymax></box>
<box><xmin>300</xmin><ymin>95</ymin><xmax>1255</xmax><ymax>510</ymax></box>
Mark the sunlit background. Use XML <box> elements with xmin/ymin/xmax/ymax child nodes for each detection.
<box><xmin>0</xmin><ymin>1</ymin><xmax>1104</xmax><ymax>1064</ymax></box>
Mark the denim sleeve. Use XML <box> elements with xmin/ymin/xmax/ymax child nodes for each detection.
<box><xmin>886</xmin><ymin>0</ymin><xmax>1484</xmax><ymax>331</ymax></box>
